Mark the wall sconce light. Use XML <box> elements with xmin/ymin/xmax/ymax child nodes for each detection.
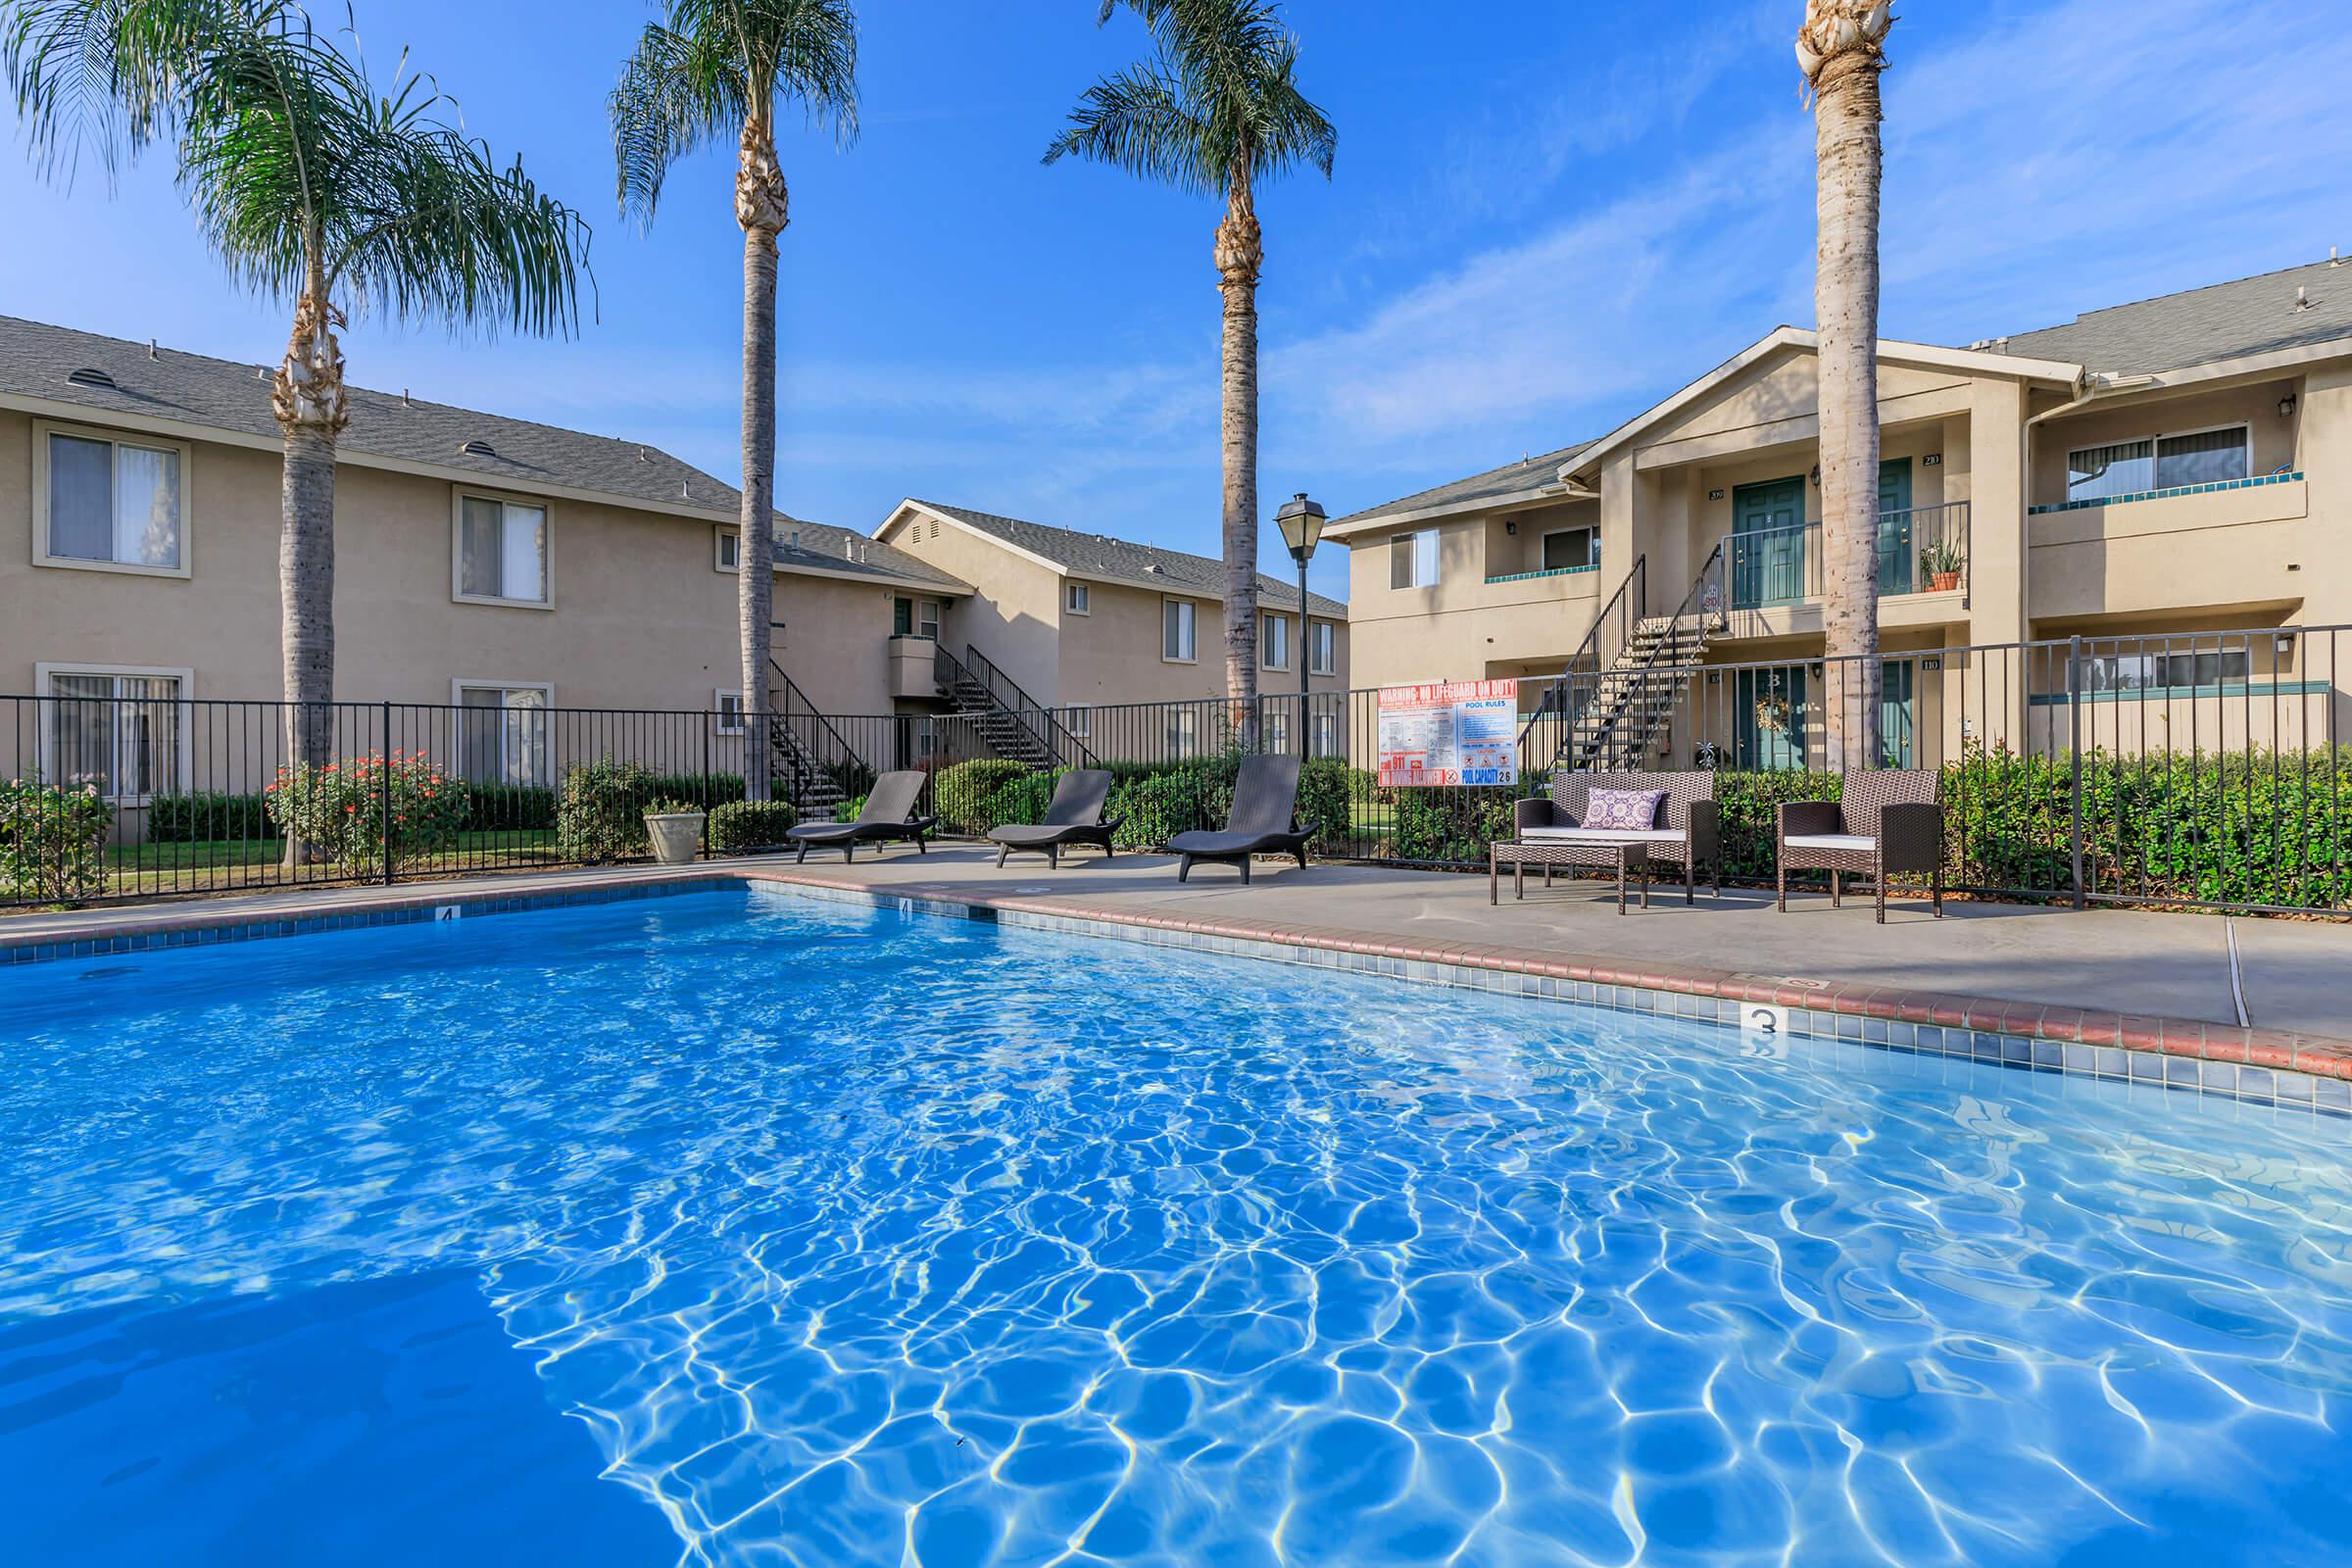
<box><xmin>1808</xmin><ymin>464</ymin><xmax>1822</xmax><ymax>487</ymax></box>
<box><xmin>2276</xmin><ymin>631</ymin><xmax>2297</xmax><ymax>658</ymax></box>
<box><xmin>1504</xmin><ymin>518</ymin><xmax>1517</xmax><ymax>534</ymax></box>
<box><xmin>2279</xmin><ymin>393</ymin><xmax>2299</xmax><ymax>418</ymax></box>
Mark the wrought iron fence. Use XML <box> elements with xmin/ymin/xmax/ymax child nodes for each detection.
<box><xmin>4</xmin><ymin>621</ymin><xmax>2345</xmax><ymax>914</ymax></box>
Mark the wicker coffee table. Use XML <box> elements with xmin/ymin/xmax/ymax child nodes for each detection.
<box><xmin>1491</xmin><ymin>836</ymin><xmax>1652</xmax><ymax>914</ymax></box>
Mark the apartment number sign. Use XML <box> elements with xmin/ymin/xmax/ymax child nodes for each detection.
<box><xmin>1376</xmin><ymin>679</ymin><xmax>1519</xmax><ymax>787</ymax></box>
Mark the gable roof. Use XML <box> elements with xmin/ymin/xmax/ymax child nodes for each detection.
<box><xmin>1329</xmin><ymin>255</ymin><xmax>2352</xmax><ymax>536</ymax></box>
<box><xmin>0</xmin><ymin>314</ymin><xmax>964</xmax><ymax>592</ymax></box>
<box><xmin>1991</xmin><ymin>257</ymin><xmax>2352</xmax><ymax>375</ymax></box>
<box><xmin>898</xmin><ymin>500</ymin><xmax>1348</xmax><ymax>617</ymax></box>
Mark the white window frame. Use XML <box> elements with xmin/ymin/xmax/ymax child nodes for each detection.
<box><xmin>1162</xmin><ymin>598</ymin><xmax>1198</xmax><ymax>664</ymax></box>
<box><xmin>1308</xmin><ymin>618</ymin><xmax>1337</xmax><ymax>677</ymax></box>
<box><xmin>1263</xmin><ymin>708</ymin><xmax>1292</xmax><ymax>754</ymax></box>
<box><xmin>715</xmin><ymin>528</ymin><xmax>741</xmax><ymax>572</ymax></box>
<box><xmin>451</xmin><ymin>678</ymin><xmax>555</xmax><ymax>785</ymax></box>
<box><xmin>1065</xmin><ymin>581</ymin><xmax>1091</xmax><ymax>614</ymax></box>
<box><xmin>1311</xmin><ymin>710</ymin><xmax>1341</xmax><ymax>759</ymax></box>
<box><xmin>1261</xmin><ymin>612</ymin><xmax>1292</xmax><ymax>671</ymax></box>
<box><xmin>33</xmin><ymin>662</ymin><xmax>194</xmax><ymax>804</ymax></box>
<box><xmin>1062</xmin><ymin>705</ymin><xmax>1092</xmax><ymax>739</ymax></box>
<box><xmin>1391</xmin><ymin>528</ymin><xmax>1440</xmax><ymax>589</ymax></box>
<box><xmin>714</xmin><ymin>688</ymin><xmax>746</xmax><ymax>734</ymax></box>
<box><xmin>2066</xmin><ymin>421</ymin><xmax>2252</xmax><ymax>500</ymax></box>
<box><xmin>451</xmin><ymin>490</ymin><xmax>554</xmax><ymax>610</ymax></box>
<box><xmin>32</xmin><ymin>419</ymin><xmax>193</xmax><ymax>578</ymax></box>
<box><xmin>1541</xmin><ymin>525</ymin><xmax>1599</xmax><ymax>572</ymax></box>
<box><xmin>1164</xmin><ymin>707</ymin><xmax>1199</xmax><ymax>755</ymax></box>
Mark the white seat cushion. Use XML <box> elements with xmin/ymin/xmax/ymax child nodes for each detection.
<box><xmin>1784</xmin><ymin>833</ymin><xmax>1876</xmax><ymax>853</ymax></box>
<box><xmin>1523</xmin><ymin>827</ymin><xmax>1685</xmax><ymax>844</ymax></box>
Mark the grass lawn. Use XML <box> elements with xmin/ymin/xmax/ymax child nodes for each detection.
<box><xmin>100</xmin><ymin>830</ymin><xmax>564</xmax><ymax>892</ymax></box>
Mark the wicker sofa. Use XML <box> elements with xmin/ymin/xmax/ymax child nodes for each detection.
<box><xmin>1511</xmin><ymin>769</ymin><xmax>1722</xmax><ymax>905</ymax></box>
<box><xmin>1776</xmin><ymin>769</ymin><xmax>1944</xmax><ymax>922</ymax></box>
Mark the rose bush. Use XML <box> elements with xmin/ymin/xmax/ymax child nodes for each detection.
<box><xmin>0</xmin><ymin>774</ymin><xmax>113</xmax><ymax>902</ymax></box>
<box><xmin>265</xmin><ymin>752</ymin><xmax>471</xmax><ymax>874</ymax></box>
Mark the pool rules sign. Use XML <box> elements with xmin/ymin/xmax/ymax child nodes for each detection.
<box><xmin>1376</xmin><ymin>679</ymin><xmax>1519</xmax><ymax>787</ymax></box>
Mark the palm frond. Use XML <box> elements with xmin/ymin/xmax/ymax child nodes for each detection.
<box><xmin>1041</xmin><ymin>59</ymin><xmax>1214</xmax><ymax>191</ymax></box>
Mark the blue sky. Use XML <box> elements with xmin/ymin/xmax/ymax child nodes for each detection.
<box><xmin>4</xmin><ymin>0</ymin><xmax>2346</xmax><ymax>602</ymax></box>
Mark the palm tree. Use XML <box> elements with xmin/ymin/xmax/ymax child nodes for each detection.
<box><xmin>611</xmin><ymin>0</ymin><xmax>857</xmax><ymax>803</ymax></box>
<box><xmin>1047</xmin><ymin>0</ymin><xmax>1333</xmax><ymax>748</ymax></box>
<box><xmin>1798</xmin><ymin>0</ymin><xmax>1894</xmax><ymax>770</ymax></box>
<box><xmin>2</xmin><ymin>0</ymin><xmax>591</xmax><ymax>796</ymax></box>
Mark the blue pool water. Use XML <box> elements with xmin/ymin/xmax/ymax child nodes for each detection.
<box><xmin>3</xmin><ymin>888</ymin><xmax>2351</xmax><ymax>1566</ymax></box>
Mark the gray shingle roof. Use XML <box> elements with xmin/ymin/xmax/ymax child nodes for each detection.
<box><xmin>1989</xmin><ymin>258</ymin><xmax>2352</xmax><ymax>375</ymax></box>
<box><xmin>1332</xmin><ymin>440</ymin><xmax>1596</xmax><ymax>528</ymax></box>
<box><xmin>0</xmin><ymin>314</ymin><xmax>964</xmax><ymax>591</ymax></box>
<box><xmin>912</xmin><ymin>500</ymin><xmax>1348</xmax><ymax>617</ymax></box>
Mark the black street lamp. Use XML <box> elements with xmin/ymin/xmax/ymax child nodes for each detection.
<box><xmin>1274</xmin><ymin>491</ymin><xmax>1326</xmax><ymax>760</ymax></box>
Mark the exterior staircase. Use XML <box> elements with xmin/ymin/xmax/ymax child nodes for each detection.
<box><xmin>765</xmin><ymin>659</ymin><xmax>871</xmax><ymax>822</ymax></box>
<box><xmin>1519</xmin><ymin>542</ymin><xmax>1730</xmax><ymax>775</ymax></box>
<box><xmin>934</xmin><ymin>643</ymin><xmax>1096</xmax><ymax>770</ymax></box>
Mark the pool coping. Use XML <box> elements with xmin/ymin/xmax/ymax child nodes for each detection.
<box><xmin>7</xmin><ymin>861</ymin><xmax>2349</xmax><ymax>1113</ymax></box>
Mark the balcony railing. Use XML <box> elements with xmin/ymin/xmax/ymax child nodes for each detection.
<box><xmin>1726</xmin><ymin>501</ymin><xmax>1970</xmax><ymax>610</ymax></box>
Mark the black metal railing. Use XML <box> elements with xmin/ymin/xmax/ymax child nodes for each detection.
<box><xmin>768</xmin><ymin>660</ymin><xmax>876</xmax><ymax>817</ymax></box>
<box><xmin>1726</xmin><ymin>501</ymin><xmax>1973</xmax><ymax>610</ymax></box>
<box><xmin>5</xmin><ymin>618</ymin><xmax>2344</xmax><ymax>917</ymax></box>
<box><xmin>960</xmin><ymin>643</ymin><xmax>1098</xmax><ymax>768</ymax></box>
<box><xmin>1517</xmin><ymin>554</ymin><xmax>1645</xmax><ymax>773</ymax></box>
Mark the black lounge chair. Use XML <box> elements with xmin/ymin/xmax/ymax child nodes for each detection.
<box><xmin>989</xmin><ymin>769</ymin><xmax>1121</xmax><ymax>867</ymax></box>
<box><xmin>786</xmin><ymin>769</ymin><xmax>937</xmax><ymax>863</ymax></box>
<box><xmin>1168</xmin><ymin>753</ymin><xmax>1310</xmax><ymax>884</ymax></box>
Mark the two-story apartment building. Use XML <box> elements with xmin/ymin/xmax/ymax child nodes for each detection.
<box><xmin>872</xmin><ymin>499</ymin><xmax>1350</xmax><ymax>756</ymax></box>
<box><xmin>0</xmin><ymin>315</ymin><xmax>975</xmax><ymax>811</ymax></box>
<box><xmin>1332</xmin><ymin>257</ymin><xmax>2351</xmax><ymax>766</ymax></box>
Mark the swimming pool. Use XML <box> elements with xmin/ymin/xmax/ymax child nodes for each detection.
<box><xmin>3</xmin><ymin>885</ymin><xmax>2348</xmax><ymax>1565</ymax></box>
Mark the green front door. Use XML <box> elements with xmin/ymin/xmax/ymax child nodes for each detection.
<box><xmin>1731</xmin><ymin>478</ymin><xmax>1806</xmax><ymax>607</ymax></box>
<box><xmin>1736</xmin><ymin>665</ymin><xmax>1809</xmax><ymax>768</ymax></box>
<box><xmin>1878</xmin><ymin>458</ymin><xmax>1913</xmax><ymax>593</ymax></box>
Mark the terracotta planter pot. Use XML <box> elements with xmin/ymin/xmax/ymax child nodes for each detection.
<box><xmin>644</xmin><ymin>811</ymin><xmax>705</xmax><ymax>866</ymax></box>
<box><xmin>1926</xmin><ymin>570</ymin><xmax>1960</xmax><ymax>592</ymax></box>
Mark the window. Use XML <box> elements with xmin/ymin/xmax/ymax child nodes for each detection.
<box><xmin>1308</xmin><ymin>619</ymin><xmax>1337</xmax><ymax>676</ymax></box>
<box><xmin>1162</xmin><ymin>599</ymin><xmax>1197</xmax><ymax>662</ymax></box>
<box><xmin>455</xmin><ymin>683</ymin><xmax>551</xmax><ymax>785</ymax></box>
<box><xmin>1542</xmin><ymin>526</ymin><xmax>1599</xmax><ymax>572</ymax></box>
<box><xmin>1164</xmin><ymin>707</ymin><xmax>1199</xmax><ymax>756</ymax></box>
<box><xmin>1390</xmin><ymin>529</ymin><xmax>1440</xmax><ymax>589</ymax></box>
<box><xmin>892</xmin><ymin>597</ymin><xmax>943</xmax><ymax>639</ymax></box>
<box><xmin>1264</xmin><ymin>709</ymin><xmax>1291</xmax><ymax>755</ymax></box>
<box><xmin>1063</xmin><ymin>706</ymin><xmax>1092</xmax><ymax>739</ymax></box>
<box><xmin>1065</xmin><ymin>582</ymin><xmax>1091</xmax><ymax>614</ymax></box>
<box><xmin>714</xmin><ymin>690</ymin><xmax>746</xmax><ymax>734</ymax></box>
<box><xmin>1261</xmin><ymin>613</ymin><xmax>1291</xmax><ymax>670</ymax></box>
<box><xmin>2067</xmin><ymin>425</ymin><xmax>2249</xmax><ymax>501</ymax></box>
<box><xmin>456</xmin><ymin>495</ymin><xmax>550</xmax><ymax>606</ymax></box>
<box><xmin>2071</xmin><ymin>649</ymin><xmax>2253</xmax><ymax>694</ymax></box>
<box><xmin>715</xmin><ymin>529</ymin><xmax>741</xmax><ymax>571</ymax></box>
<box><xmin>37</xmin><ymin>665</ymin><xmax>185</xmax><ymax>800</ymax></box>
<box><xmin>1312</xmin><ymin>710</ymin><xmax>1340</xmax><ymax>759</ymax></box>
<box><xmin>38</xmin><ymin>425</ymin><xmax>186</xmax><ymax>574</ymax></box>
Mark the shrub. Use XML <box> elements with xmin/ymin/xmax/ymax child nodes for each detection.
<box><xmin>0</xmin><ymin>775</ymin><xmax>113</xmax><ymax>902</ymax></box>
<box><xmin>265</xmin><ymin>752</ymin><xmax>471</xmax><ymax>874</ymax></box>
<box><xmin>557</xmin><ymin>759</ymin><xmax>656</xmax><ymax>861</ymax></box>
<box><xmin>1710</xmin><ymin>768</ymin><xmax>1840</xmax><ymax>881</ymax></box>
<box><xmin>642</xmin><ymin>797</ymin><xmax>701</xmax><ymax>816</ymax></box>
<box><xmin>463</xmin><ymin>783</ymin><xmax>558</xmax><ymax>832</ymax></box>
<box><xmin>982</xmin><ymin>769</ymin><xmax>1059</xmax><ymax>828</ymax></box>
<box><xmin>148</xmin><ymin>790</ymin><xmax>269</xmax><ymax>843</ymax></box>
<box><xmin>709</xmin><ymin>800</ymin><xmax>800</xmax><ymax>854</ymax></box>
<box><xmin>932</xmin><ymin>759</ymin><xmax>1032</xmax><ymax>834</ymax></box>
<box><xmin>1109</xmin><ymin>761</ymin><xmax>1231</xmax><ymax>848</ymax></box>
<box><xmin>1297</xmin><ymin>759</ymin><xmax>1362</xmax><ymax>851</ymax></box>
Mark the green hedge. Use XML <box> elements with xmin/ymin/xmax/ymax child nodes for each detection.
<box><xmin>933</xmin><ymin>759</ymin><xmax>1032</xmax><ymax>835</ymax></box>
<box><xmin>147</xmin><ymin>790</ymin><xmax>270</xmax><ymax>843</ymax></box>
<box><xmin>709</xmin><ymin>800</ymin><xmax>801</xmax><ymax>854</ymax></box>
<box><xmin>557</xmin><ymin>761</ymin><xmax>749</xmax><ymax>861</ymax></box>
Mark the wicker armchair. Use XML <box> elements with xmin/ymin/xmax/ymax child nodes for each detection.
<box><xmin>1776</xmin><ymin>769</ymin><xmax>1943</xmax><ymax>923</ymax></box>
<box><xmin>1513</xmin><ymin>769</ymin><xmax>1722</xmax><ymax>904</ymax></box>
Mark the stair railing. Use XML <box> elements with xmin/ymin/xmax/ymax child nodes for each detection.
<box><xmin>934</xmin><ymin>643</ymin><xmax>1097</xmax><ymax>769</ymax></box>
<box><xmin>766</xmin><ymin>658</ymin><xmax>874</xmax><ymax>806</ymax></box>
<box><xmin>1586</xmin><ymin>540</ymin><xmax>1723</xmax><ymax>768</ymax></box>
<box><xmin>1517</xmin><ymin>554</ymin><xmax>1645</xmax><ymax>773</ymax></box>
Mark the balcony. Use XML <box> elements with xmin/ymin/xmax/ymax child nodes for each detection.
<box><xmin>886</xmin><ymin>634</ymin><xmax>936</xmax><ymax>700</ymax></box>
<box><xmin>1726</xmin><ymin>501</ymin><xmax>1970</xmax><ymax>610</ymax></box>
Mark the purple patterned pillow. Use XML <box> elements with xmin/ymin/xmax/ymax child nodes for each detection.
<box><xmin>1582</xmin><ymin>788</ymin><xmax>1665</xmax><ymax>831</ymax></box>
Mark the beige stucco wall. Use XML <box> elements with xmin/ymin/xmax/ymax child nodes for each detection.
<box><xmin>0</xmin><ymin>407</ymin><xmax>900</xmax><ymax>719</ymax></box>
<box><xmin>874</xmin><ymin>509</ymin><xmax>1062</xmax><ymax>704</ymax></box>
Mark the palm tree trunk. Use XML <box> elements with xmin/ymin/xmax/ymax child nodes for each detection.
<box><xmin>1813</xmin><ymin>41</ymin><xmax>1886</xmax><ymax>773</ymax></box>
<box><xmin>271</xmin><ymin>254</ymin><xmax>347</xmax><ymax>866</ymax></box>
<box><xmin>1214</xmin><ymin>171</ymin><xmax>1262</xmax><ymax>751</ymax></box>
<box><xmin>737</xmin><ymin>118</ymin><xmax>789</xmax><ymax>806</ymax></box>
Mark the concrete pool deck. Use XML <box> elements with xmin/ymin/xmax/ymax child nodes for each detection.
<box><xmin>6</xmin><ymin>846</ymin><xmax>2350</xmax><ymax>1082</ymax></box>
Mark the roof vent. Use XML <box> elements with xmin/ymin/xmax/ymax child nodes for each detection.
<box><xmin>67</xmin><ymin>367</ymin><xmax>117</xmax><ymax>389</ymax></box>
<box><xmin>680</xmin><ymin>478</ymin><xmax>691</xmax><ymax>499</ymax></box>
<box><xmin>789</xmin><ymin>530</ymin><xmax>800</xmax><ymax>550</ymax></box>
<box><xmin>1143</xmin><ymin>563</ymin><xmax>1161</xmax><ymax>574</ymax></box>
<box><xmin>2293</xmin><ymin>286</ymin><xmax>2315</xmax><ymax>312</ymax></box>
<box><xmin>461</xmin><ymin>438</ymin><xmax>496</xmax><ymax>457</ymax></box>
<box><xmin>147</xmin><ymin>339</ymin><xmax>158</xmax><ymax>361</ymax></box>
<box><xmin>2331</xmin><ymin>246</ymin><xmax>2343</xmax><ymax>268</ymax></box>
<box><xmin>402</xmin><ymin>388</ymin><xmax>413</xmax><ymax>408</ymax></box>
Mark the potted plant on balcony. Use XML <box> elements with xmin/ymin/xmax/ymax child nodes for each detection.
<box><xmin>1920</xmin><ymin>540</ymin><xmax>1966</xmax><ymax>593</ymax></box>
<box><xmin>641</xmin><ymin>797</ymin><xmax>707</xmax><ymax>866</ymax></box>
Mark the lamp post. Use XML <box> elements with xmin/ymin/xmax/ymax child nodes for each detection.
<box><xmin>1274</xmin><ymin>491</ymin><xmax>1326</xmax><ymax>760</ymax></box>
